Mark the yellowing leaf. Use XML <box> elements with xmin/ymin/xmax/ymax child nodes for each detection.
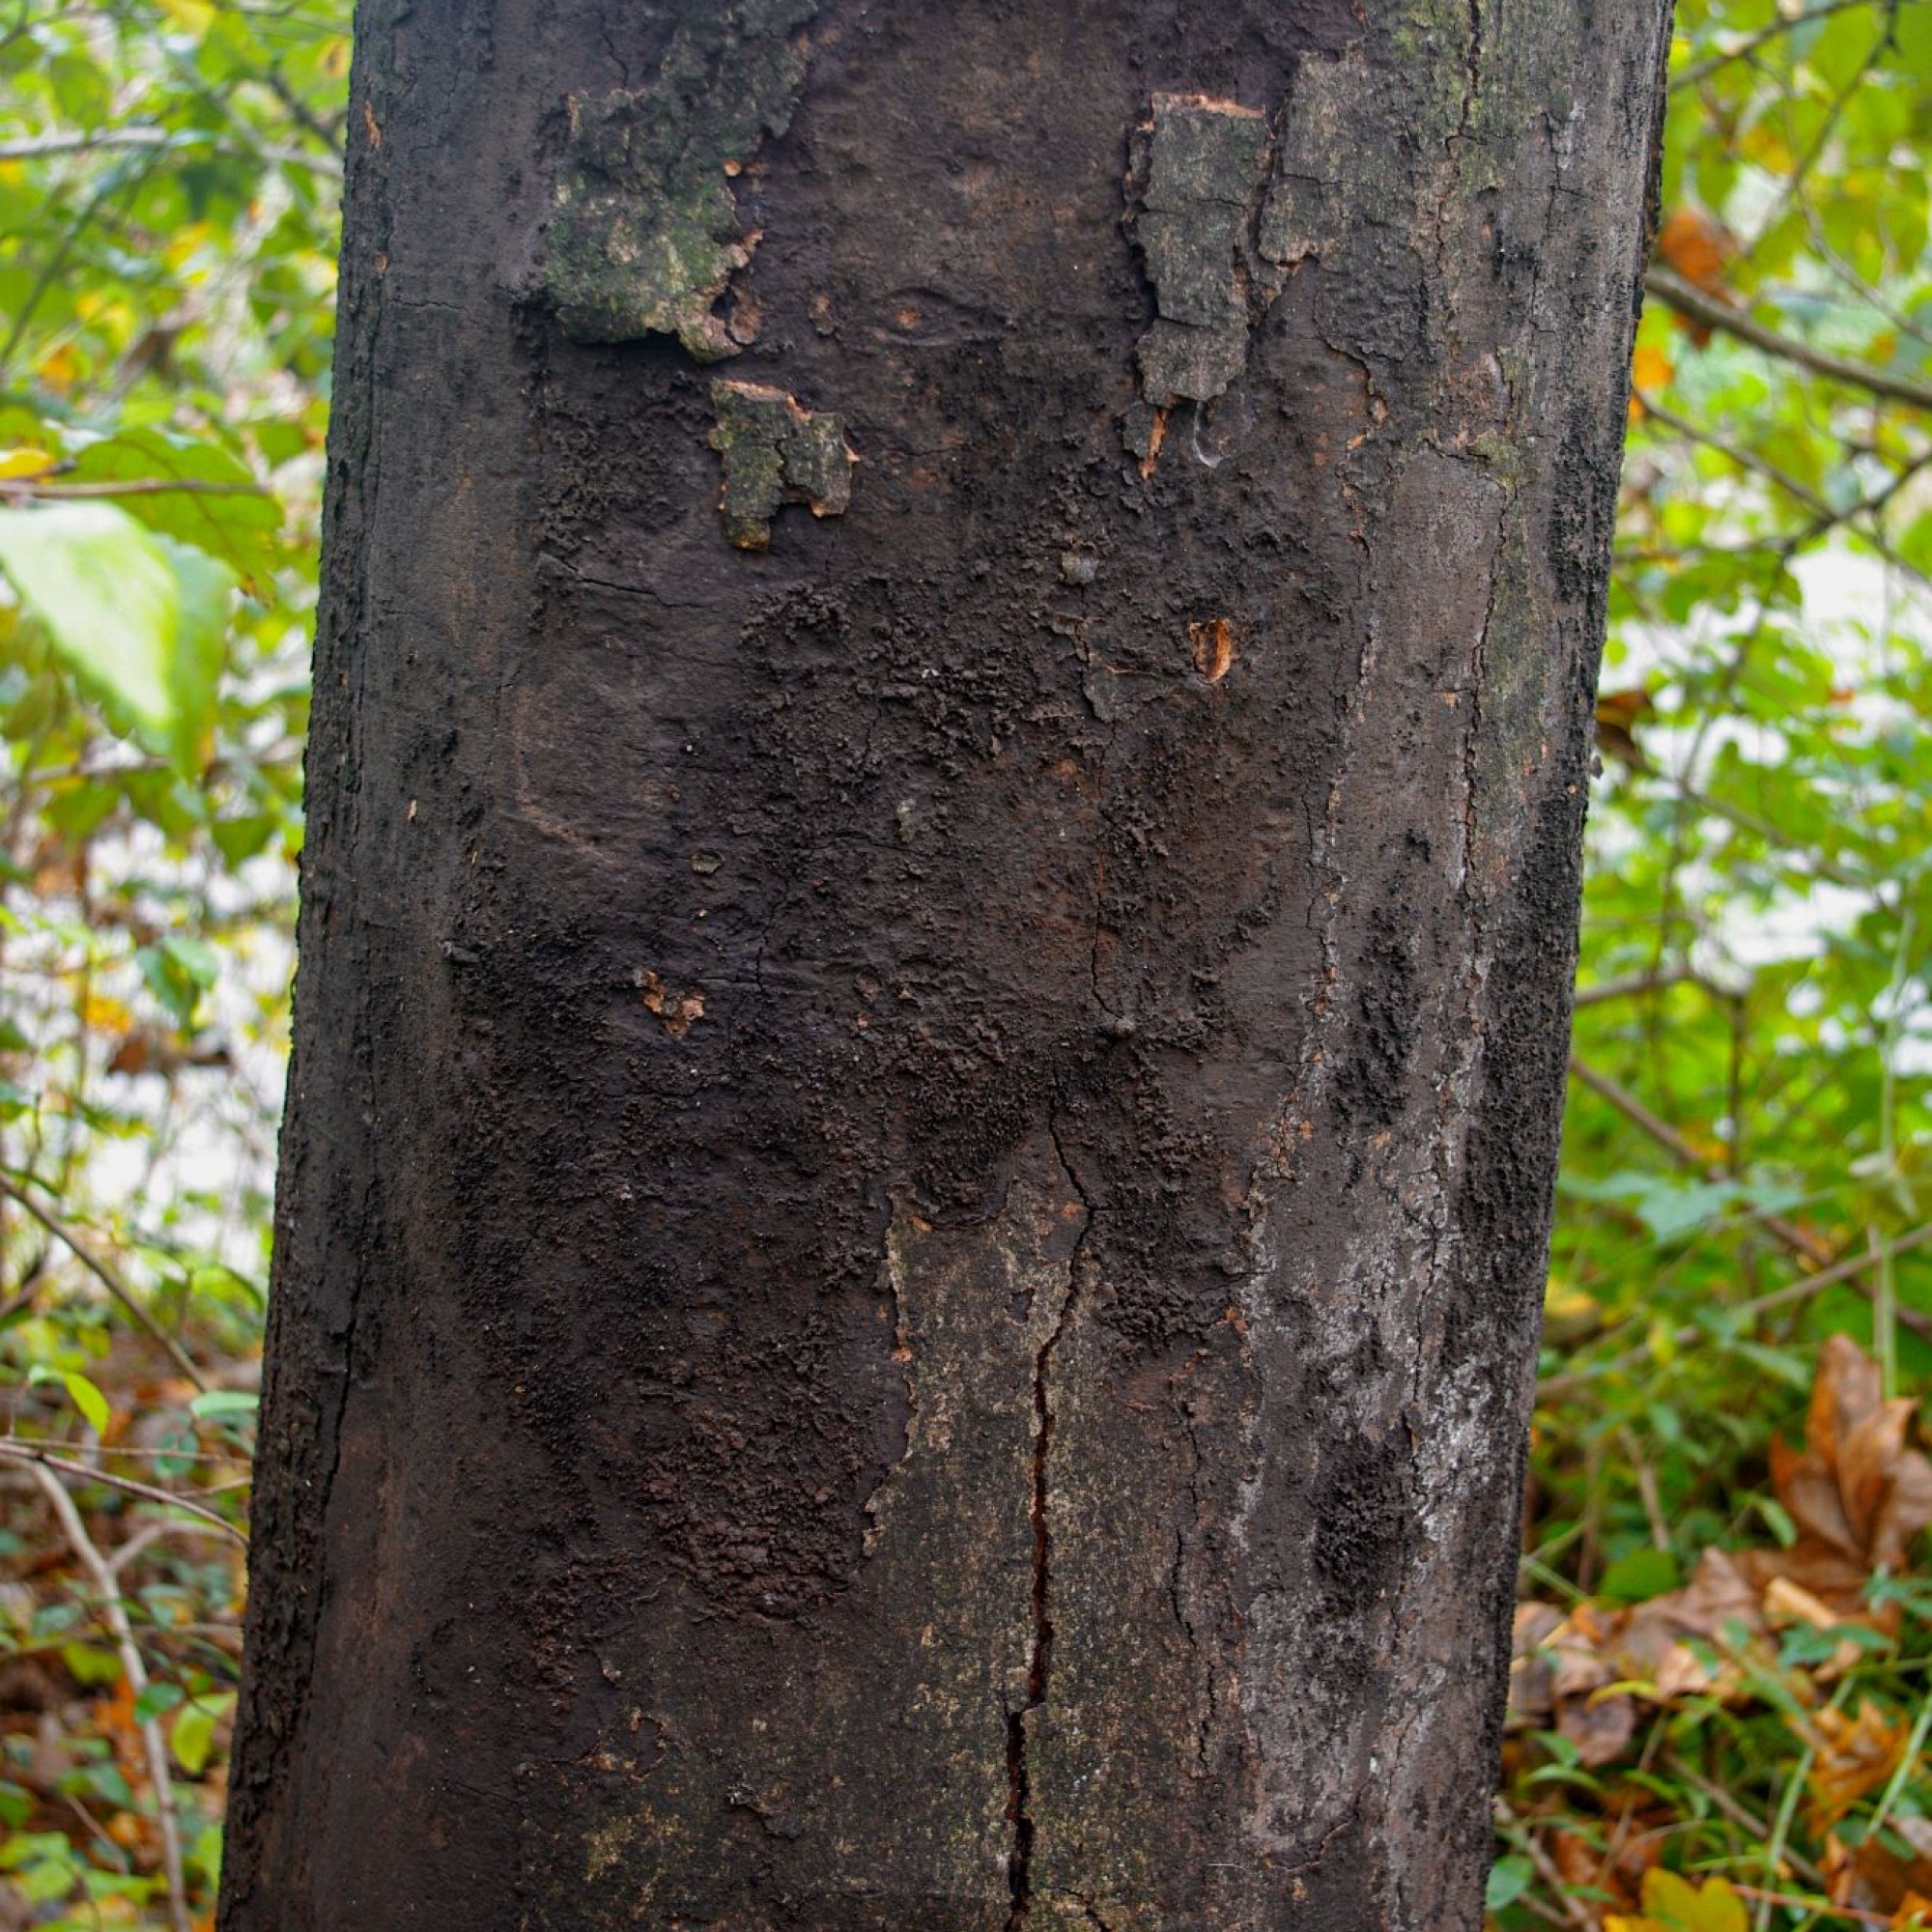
<box><xmin>0</xmin><ymin>448</ymin><xmax>54</xmax><ymax>480</ymax></box>
<box><xmin>36</xmin><ymin>345</ymin><xmax>77</xmax><ymax>395</ymax></box>
<box><xmin>1633</xmin><ymin>344</ymin><xmax>1674</xmax><ymax>392</ymax></box>
<box><xmin>1637</xmin><ymin>1870</ymin><xmax>1748</xmax><ymax>1932</ymax></box>
<box><xmin>82</xmin><ymin>994</ymin><xmax>136</xmax><ymax>1035</ymax></box>
<box><xmin>1738</xmin><ymin>125</ymin><xmax>1795</xmax><ymax>172</ymax></box>
<box><xmin>155</xmin><ymin>0</ymin><xmax>215</xmax><ymax>34</ymax></box>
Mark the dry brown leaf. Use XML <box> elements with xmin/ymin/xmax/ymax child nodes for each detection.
<box><xmin>1805</xmin><ymin>1700</ymin><xmax>1912</xmax><ymax>1830</ymax></box>
<box><xmin>1615</xmin><ymin>1548</ymin><xmax>1762</xmax><ymax>1700</ymax></box>
<box><xmin>1656</xmin><ymin>206</ymin><xmax>1738</xmax><ymax>312</ymax></box>
<box><xmin>1553</xmin><ymin>1826</ymin><xmax>1634</xmax><ymax>1909</ymax></box>
<box><xmin>1509</xmin><ymin>1602</ymin><xmax>1563</xmax><ymax>1726</ymax></box>
<box><xmin>1559</xmin><ymin>1688</ymin><xmax>1640</xmax><ymax>1767</ymax></box>
<box><xmin>1509</xmin><ymin>1551</ymin><xmax>1767</xmax><ymax>1764</ymax></box>
<box><xmin>1770</xmin><ymin>1433</ymin><xmax>1861</xmax><ymax>1559</ymax></box>
<box><xmin>1512</xmin><ymin>1340</ymin><xmax>1929</xmax><ymax>1776</ymax></box>
<box><xmin>1747</xmin><ymin>1335</ymin><xmax>1932</xmax><ymax>1622</ymax></box>
<box><xmin>1824</xmin><ymin>1828</ymin><xmax>1932</xmax><ymax>1920</ymax></box>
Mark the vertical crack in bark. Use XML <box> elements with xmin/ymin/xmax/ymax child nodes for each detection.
<box><xmin>1462</xmin><ymin>0</ymin><xmax>1483</xmax><ymax>129</ymax></box>
<box><xmin>1087</xmin><ymin>708</ymin><xmax>1120</xmax><ymax>1021</ymax></box>
<box><xmin>1008</xmin><ymin>1122</ymin><xmax>1094</xmax><ymax>1929</ymax></box>
<box><xmin>1004</xmin><ymin>1707</ymin><xmax>1034</xmax><ymax>1927</ymax></box>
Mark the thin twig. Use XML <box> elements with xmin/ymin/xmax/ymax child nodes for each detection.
<box><xmin>0</xmin><ymin>1178</ymin><xmax>207</xmax><ymax>1390</ymax></box>
<box><xmin>28</xmin><ymin>1466</ymin><xmax>193</xmax><ymax>1932</ymax></box>
<box><xmin>0</xmin><ymin>126</ymin><xmax>341</xmax><ymax>176</ymax></box>
<box><xmin>1734</xmin><ymin>1885</ymin><xmax>1891</xmax><ymax>1930</ymax></box>
<box><xmin>1573</xmin><ymin>967</ymin><xmax>1714</xmax><ymax>1009</ymax></box>
<box><xmin>1539</xmin><ymin>1218</ymin><xmax>1932</xmax><ymax>1401</ymax></box>
<box><xmin>104</xmin><ymin>1518</ymin><xmax>239</xmax><ymax>1575</ymax></box>
<box><xmin>0</xmin><ymin>476</ymin><xmax>269</xmax><ymax>501</ymax></box>
<box><xmin>1635</xmin><ymin>389</ymin><xmax>1834</xmax><ymax>520</ymax></box>
<box><xmin>62</xmin><ymin>1791</ymin><xmax>129</xmax><ymax>1870</ymax></box>
<box><xmin>1739</xmin><ymin>7</ymin><xmax>1894</xmax><ymax>257</ymax></box>
<box><xmin>1646</xmin><ymin>269</ymin><xmax>1932</xmax><ymax>414</ymax></box>
<box><xmin>1670</xmin><ymin>0</ymin><xmax>1882</xmax><ymax>90</ymax></box>
<box><xmin>1661</xmin><ymin>1752</ymin><xmax>1827</xmax><ymax>1888</ymax></box>
<box><xmin>1568</xmin><ymin>1056</ymin><xmax>1834</xmax><ymax>1266</ymax></box>
<box><xmin>1493</xmin><ymin>1797</ymin><xmax>1598</xmax><ymax>1932</ymax></box>
<box><xmin>0</xmin><ymin>1442</ymin><xmax>245</xmax><ymax>1547</ymax></box>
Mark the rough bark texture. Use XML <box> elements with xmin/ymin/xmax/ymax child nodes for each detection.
<box><xmin>221</xmin><ymin>3</ymin><xmax>1671</xmax><ymax>1927</ymax></box>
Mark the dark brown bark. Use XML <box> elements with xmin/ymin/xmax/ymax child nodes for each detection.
<box><xmin>221</xmin><ymin>3</ymin><xmax>1670</xmax><ymax>1927</ymax></box>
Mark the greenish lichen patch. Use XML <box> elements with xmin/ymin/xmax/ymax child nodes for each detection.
<box><xmin>709</xmin><ymin>381</ymin><xmax>854</xmax><ymax>550</ymax></box>
<box><xmin>547</xmin><ymin>0</ymin><xmax>815</xmax><ymax>356</ymax></box>
<box><xmin>1129</xmin><ymin>95</ymin><xmax>1273</xmax><ymax>410</ymax></box>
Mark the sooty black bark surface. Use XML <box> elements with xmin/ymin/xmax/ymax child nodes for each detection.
<box><xmin>219</xmin><ymin>3</ymin><xmax>1671</xmax><ymax>1928</ymax></box>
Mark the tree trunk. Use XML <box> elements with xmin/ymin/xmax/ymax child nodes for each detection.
<box><xmin>221</xmin><ymin>2</ymin><xmax>1670</xmax><ymax>1926</ymax></box>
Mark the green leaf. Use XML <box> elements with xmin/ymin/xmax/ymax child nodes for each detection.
<box><xmin>29</xmin><ymin>1364</ymin><xmax>111</xmax><ymax>1435</ymax></box>
<box><xmin>1487</xmin><ymin>1855</ymin><xmax>1535</xmax><ymax>1913</ymax></box>
<box><xmin>65</xmin><ymin>425</ymin><xmax>278</xmax><ymax>561</ymax></box>
<box><xmin>1599</xmin><ymin>1547</ymin><xmax>1683</xmax><ymax>1604</ymax></box>
<box><xmin>0</xmin><ymin>501</ymin><xmax>180</xmax><ymax>745</ymax></box>
<box><xmin>134</xmin><ymin>1680</ymin><xmax>185</xmax><ymax>1723</ymax></box>
<box><xmin>188</xmin><ymin>1388</ymin><xmax>258</xmax><ymax>1426</ymax></box>
<box><xmin>136</xmin><ymin>933</ymin><xmax>221</xmax><ymax>1027</ymax></box>
<box><xmin>156</xmin><ymin>533</ymin><xmax>235</xmax><ymax>769</ymax></box>
<box><xmin>187</xmin><ymin>1822</ymin><xmax>223</xmax><ymax>1889</ymax></box>
<box><xmin>14</xmin><ymin>1851</ymin><xmax>78</xmax><ymax>1903</ymax></box>
<box><xmin>171</xmin><ymin>1691</ymin><xmax>234</xmax><ymax>1776</ymax></box>
<box><xmin>57</xmin><ymin>1641</ymin><xmax>120</xmax><ymax>1689</ymax></box>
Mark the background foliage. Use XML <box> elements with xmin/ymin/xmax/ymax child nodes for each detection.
<box><xmin>1</xmin><ymin>2</ymin><xmax>1930</xmax><ymax>1926</ymax></box>
<box><xmin>0</xmin><ymin>3</ymin><xmax>337</xmax><ymax>1923</ymax></box>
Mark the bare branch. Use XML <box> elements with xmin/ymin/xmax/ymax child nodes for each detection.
<box><xmin>1634</xmin><ymin>389</ymin><xmax>1833</xmax><ymax>520</ymax></box>
<box><xmin>0</xmin><ymin>126</ymin><xmax>341</xmax><ymax>177</ymax></box>
<box><xmin>28</xmin><ymin>1465</ymin><xmax>195</xmax><ymax>1932</ymax></box>
<box><xmin>1572</xmin><ymin>967</ymin><xmax>1716</xmax><ymax>1009</ymax></box>
<box><xmin>0</xmin><ymin>1177</ymin><xmax>208</xmax><ymax>1390</ymax></box>
<box><xmin>1567</xmin><ymin>1055</ymin><xmax>1834</xmax><ymax>1266</ymax></box>
<box><xmin>0</xmin><ymin>476</ymin><xmax>269</xmax><ymax>501</ymax></box>
<box><xmin>0</xmin><ymin>1442</ymin><xmax>246</xmax><ymax>1547</ymax></box>
<box><xmin>1670</xmin><ymin>0</ymin><xmax>1886</xmax><ymax>91</ymax></box>
<box><xmin>1645</xmin><ymin>268</ymin><xmax>1932</xmax><ymax>414</ymax></box>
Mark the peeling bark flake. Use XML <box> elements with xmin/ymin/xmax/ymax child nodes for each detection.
<box><xmin>708</xmin><ymin>381</ymin><xmax>855</xmax><ymax>549</ymax></box>
<box><xmin>546</xmin><ymin>0</ymin><xmax>816</xmax><ymax>355</ymax></box>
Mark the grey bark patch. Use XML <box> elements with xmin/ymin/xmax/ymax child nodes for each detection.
<box><xmin>1128</xmin><ymin>95</ymin><xmax>1274</xmax><ymax>412</ymax></box>
<box><xmin>1257</xmin><ymin>53</ymin><xmax>1363</xmax><ymax>268</ymax></box>
<box><xmin>546</xmin><ymin>0</ymin><xmax>815</xmax><ymax>355</ymax></box>
<box><xmin>708</xmin><ymin>380</ymin><xmax>854</xmax><ymax>550</ymax></box>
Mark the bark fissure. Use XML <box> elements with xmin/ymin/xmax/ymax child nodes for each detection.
<box><xmin>1007</xmin><ymin>1120</ymin><xmax>1094</xmax><ymax>1928</ymax></box>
